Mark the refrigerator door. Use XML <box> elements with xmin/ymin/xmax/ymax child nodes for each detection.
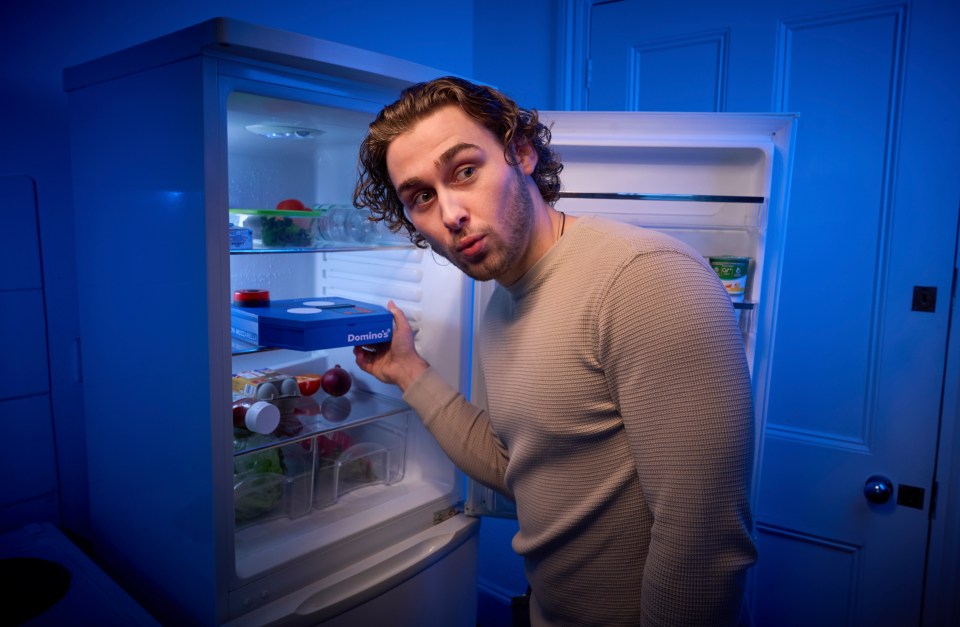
<box><xmin>464</xmin><ymin>110</ymin><xmax>796</xmax><ymax>517</ymax></box>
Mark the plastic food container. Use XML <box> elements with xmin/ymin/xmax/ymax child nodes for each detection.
<box><xmin>233</xmin><ymin>472</ymin><xmax>286</xmax><ymax>523</ymax></box>
<box><xmin>708</xmin><ymin>256</ymin><xmax>751</xmax><ymax>301</ymax></box>
<box><xmin>228</xmin><ymin>225</ymin><xmax>253</xmax><ymax>250</ymax></box>
<box><xmin>233</xmin><ymin>439</ymin><xmax>315</xmax><ymax>527</ymax></box>
<box><xmin>232</xmin><ymin>415</ymin><xmax>410</xmax><ymax>523</ymax></box>
<box><xmin>313</xmin><ymin>420</ymin><xmax>407</xmax><ymax>511</ymax></box>
<box><xmin>229</xmin><ymin>208</ymin><xmax>323</xmax><ymax>249</ymax></box>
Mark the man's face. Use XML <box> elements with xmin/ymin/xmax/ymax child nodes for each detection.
<box><xmin>386</xmin><ymin>105</ymin><xmax>539</xmax><ymax>284</ymax></box>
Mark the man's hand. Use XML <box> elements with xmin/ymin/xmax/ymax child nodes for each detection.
<box><xmin>352</xmin><ymin>301</ymin><xmax>429</xmax><ymax>392</ymax></box>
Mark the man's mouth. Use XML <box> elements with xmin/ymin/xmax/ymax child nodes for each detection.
<box><xmin>456</xmin><ymin>234</ymin><xmax>486</xmax><ymax>259</ymax></box>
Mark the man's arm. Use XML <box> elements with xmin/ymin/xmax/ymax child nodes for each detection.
<box><xmin>601</xmin><ymin>253</ymin><xmax>757</xmax><ymax>626</ymax></box>
<box><xmin>353</xmin><ymin>301</ymin><xmax>511</xmax><ymax>495</ymax></box>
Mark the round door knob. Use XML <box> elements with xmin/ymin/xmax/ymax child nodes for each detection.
<box><xmin>864</xmin><ymin>475</ymin><xmax>893</xmax><ymax>504</ymax></box>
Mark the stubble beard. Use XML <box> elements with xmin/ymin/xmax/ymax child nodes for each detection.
<box><xmin>430</xmin><ymin>167</ymin><xmax>536</xmax><ymax>282</ymax></box>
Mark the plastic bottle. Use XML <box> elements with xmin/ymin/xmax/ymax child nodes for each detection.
<box><xmin>314</xmin><ymin>204</ymin><xmax>382</xmax><ymax>244</ymax></box>
<box><xmin>232</xmin><ymin>398</ymin><xmax>281</xmax><ymax>434</ymax></box>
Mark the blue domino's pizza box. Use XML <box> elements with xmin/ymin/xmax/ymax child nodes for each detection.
<box><xmin>231</xmin><ymin>297</ymin><xmax>393</xmax><ymax>351</ymax></box>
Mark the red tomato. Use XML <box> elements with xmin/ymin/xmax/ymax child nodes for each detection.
<box><xmin>276</xmin><ymin>198</ymin><xmax>307</xmax><ymax>211</ymax></box>
<box><xmin>295</xmin><ymin>374</ymin><xmax>322</xmax><ymax>396</ymax></box>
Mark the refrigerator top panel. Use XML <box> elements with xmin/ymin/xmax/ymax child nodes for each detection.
<box><xmin>63</xmin><ymin>17</ymin><xmax>446</xmax><ymax>93</ymax></box>
<box><xmin>541</xmin><ymin>110</ymin><xmax>797</xmax><ymax>147</ymax></box>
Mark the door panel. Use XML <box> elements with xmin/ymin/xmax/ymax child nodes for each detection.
<box><xmin>752</xmin><ymin>527</ymin><xmax>859</xmax><ymax>626</ymax></box>
<box><xmin>767</xmin><ymin>6</ymin><xmax>905</xmax><ymax>445</ymax></box>
<box><xmin>626</xmin><ymin>29</ymin><xmax>729</xmax><ymax>111</ymax></box>
<box><xmin>586</xmin><ymin>0</ymin><xmax>960</xmax><ymax>624</ymax></box>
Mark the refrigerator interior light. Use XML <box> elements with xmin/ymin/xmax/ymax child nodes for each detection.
<box><xmin>245</xmin><ymin>124</ymin><xmax>324</xmax><ymax>139</ymax></box>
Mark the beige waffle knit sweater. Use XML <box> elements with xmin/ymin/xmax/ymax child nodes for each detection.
<box><xmin>404</xmin><ymin>216</ymin><xmax>756</xmax><ymax>626</ymax></box>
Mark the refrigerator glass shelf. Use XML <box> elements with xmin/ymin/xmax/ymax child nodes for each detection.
<box><xmin>233</xmin><ymin>389</ymin><xmax>410</xmax><ymax>456</ymax></box>
<box><xmin>232</xmin><ymin>337</ymin><xmax>277</xmax><ymax>355</ymax></box>
<box><xmin>230</xmin><ymin>242</ymin><xmax>414</xmax><ymax>255</ymax></box>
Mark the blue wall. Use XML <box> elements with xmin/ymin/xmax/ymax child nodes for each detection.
<box><xmin>1</xmin><ymin>0</ymin><xmax>552</xmax><ymax>615</ymax></box>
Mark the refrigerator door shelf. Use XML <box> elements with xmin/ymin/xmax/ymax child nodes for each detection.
<box><xmin>557</xmin><ymin>197</ymin><xmax>765</xmax><ymax>232</ymax></box>
<box><xmin>558</xmin><ymin>191</ymin><xmax>765</xmax><ymax>230</ymax></box>
<box><xmin>226</xmin><ymin>514</ymin><xmax>479</xmax><ymax>626</ymax></box>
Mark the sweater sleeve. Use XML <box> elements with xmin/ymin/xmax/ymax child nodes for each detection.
<box><xmin>598</xmin><ymin>251</ymin><xmax>757</xmax><ymax>626</ymax></box>
<box><xmin>403</xmin><ymin>367</ymin><xmax>511</xmax><ymax>496</ymax></box>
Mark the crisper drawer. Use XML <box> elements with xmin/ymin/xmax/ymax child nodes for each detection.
<box><xmin>233</xmin><ymin>415</ymin><xmax>408</xmax><ymax>529</ymax></box>
<box><xmin>312</xmin><ymin>419</ymin><xmax>408</xmax><ymax>510</ymax></box>
<box><xmin>234</xmin><ymin>438</ymin><xmax>315</xmax><ymax>525</ymax></box>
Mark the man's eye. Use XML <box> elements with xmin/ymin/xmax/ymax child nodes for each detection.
<box><xmin>412</xmin><ymin>190</ymin><xmax>434</xmax><ymax>207</ymax></box>
<box><xmin>455</xmin><ymin>166</ymin><xmax>476</xmax><ymax>182</ymax></box>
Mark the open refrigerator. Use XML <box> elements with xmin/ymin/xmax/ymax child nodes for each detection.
<box><xmin>64</xmin><ymin>18</ymin><xmax>794</xmax><ymax>627</ymax></box>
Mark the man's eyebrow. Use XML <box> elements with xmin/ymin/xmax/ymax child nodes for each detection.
<box><xmin>395</xmin><ymin>142</ymin><xmax>482</xmax><ymax>197</ymax></box>
<box><xmin>396</xmin><ymin>177</ymin><xmax>423</xmax><ymax>197</ymax></box>
<box><xmin>435</xmin><ymin>142</ymin><xmax>481</xmax><ymax>170</ymax></box>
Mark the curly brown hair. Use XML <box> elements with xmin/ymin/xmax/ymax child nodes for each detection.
<box><xmin>353</xmin><ymin>76</ymin><xmax>563</xmax><ymax>248</ymax></box>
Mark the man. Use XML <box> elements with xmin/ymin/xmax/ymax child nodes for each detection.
<box><xmin>352</xmin><ymin>76</ymin><xmax>757</xmax><ymax>626</ymax></box>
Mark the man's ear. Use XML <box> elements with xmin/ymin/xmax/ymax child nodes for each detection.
<box><xmin>512</xmin><ymin>140</ymin><xmax>538</xmax><ymax>176</ymax></box>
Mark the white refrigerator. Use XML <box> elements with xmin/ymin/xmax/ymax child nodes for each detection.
<box><xmin>64</xmin><ymin>18</ymin><xmax>795</xmax><ymax>626</ymax></box>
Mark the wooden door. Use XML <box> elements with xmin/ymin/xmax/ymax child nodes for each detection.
<box><xmin>584</xmin><ymin>0</ymin><xmax>960</xmax><ymax>624</ymax></box>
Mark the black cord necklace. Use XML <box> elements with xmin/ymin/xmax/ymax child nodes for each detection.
<box><xmin>557</xmin><ymin>211</ymin><xmax>567</xmax><ymax>240</ymax></box>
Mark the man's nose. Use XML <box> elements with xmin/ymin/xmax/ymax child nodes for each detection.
<box><xmin>438</xmin><ymin>192</ymin><xmax>468</xmax><ymax>231</ymax></box>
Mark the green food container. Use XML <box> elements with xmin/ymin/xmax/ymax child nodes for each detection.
<box><xmin>229</xmin><ymin>208</ymin><xmax>323</xmax><ymax>249</ymax></box>
<box><xmin>708</xmin><ymin>256</ymin><xmax>751</xmax><ymax>301</ymax></box>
